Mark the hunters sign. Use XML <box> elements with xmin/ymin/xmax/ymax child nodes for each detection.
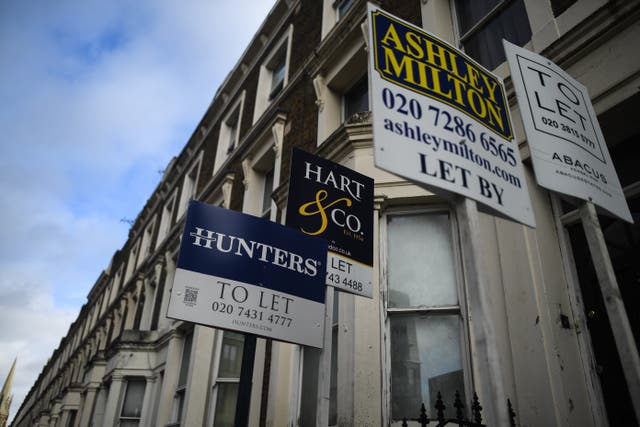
<box><xmin>167</xmin><ymin>201</ymin><xmax>328</xmax><ymax>348</ymax></box>
<box><xmin>286</xmin><ymin>148</ymin><xmax>374</xmax><ymax>298</ymax></box>
<box><xmin>367</xmin><ymin>4</ymin><xmax>535</xmax><ymax>227</ymax></box>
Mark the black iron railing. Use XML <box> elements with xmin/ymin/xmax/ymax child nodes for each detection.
<box><xmin>400</xmin><ymin>391</ymin><xmax>517</xmax><ymax>427</ymax></box>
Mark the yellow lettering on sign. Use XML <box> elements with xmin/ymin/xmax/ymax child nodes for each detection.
<box><xmin>298</xmin><ymin>190</ymin><xmax>352</xmax><ymax>236</ymax></box>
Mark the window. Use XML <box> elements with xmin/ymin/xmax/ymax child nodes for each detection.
<box><xmin>215</xmin><ymin>93</ymin><xmax>245</xmax><ymax>174</ymax></box>
<box><xmin>226</xmin><ymin>116</ymin><xmax>238</xmax><ymax>154</ymax></box>
<box><xmin>334</xmin><ymin>0</ymin><xmax>354</xmax><ymax>20</ymax></box>
<box><xmin>137</xmin><ymin>218</ymin><xmax>156</xmax><ymax>269</ymax></box>
<box><xmin>65</xmin><ymin>410</ymin><xmax>77</xmax><ymax>427</ymax></box>
<box><xmin>173</xmin><ymin>332</ymin><xmax>193</xmax><ymax>424</ymax></box>
<box><xmin>384</xmin><ymin>211</ymin><xmax>467</xmax><ymax>421</ymax></box>
<box><xmin>269</xmin><ymin>50</ymin><xmax>286</xmax><ymax>101</ymax></box>
<box><xmin>261</xmin><ymin>168</ymin><xmax>274</xmax><ymax>219</ymax></box>
<box><xmin>176</xmin><ymin>156</ymin><xmax>202</xmax><ymax>220</ymax></box>
<box><xmin>253</xmin><ymin>25</ymin><xmax>293</xmax><ymax>122</ymax></box>
<box><xmin>156</xmin><ymin>192</ymin><xmax>177</xmax><ymax>250</ymax></box>
<box><xmin>343</xmin><ymin>76</ymin><xmax>369</xmax><ymax>123</ymax></box>
<box><xmin>123</xmin><ymin>241</ymin><xmax>140</xmax><ymax>285</ymax></box>
<box><xmin>454</xmin><ymin>0</ymin><xmax>532</xmax><ymax>70</ymax></box>
<box><xmin>240</xmin><ymin>116</ymin><xmax>283</xmax><ymax>220</ymax></box>
<box><xmin>119</xmin><ymin>379</ymin><xmax>146</xmax><ymax>427</ymax></box>
<box><xmin>210</xmin><ymin>332</ymin><xmax>245</xmax><ymax>427</ymax></box>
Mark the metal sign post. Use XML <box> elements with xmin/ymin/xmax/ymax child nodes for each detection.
<box><xmin>579</xmin><ymin>201</ymin><xmax>640</xmax><ymax>421</ymax></box>
<box><xmin>456</xmin><ymin>196</ymin><xmax>510</xmax><ymax>426</ymax></box>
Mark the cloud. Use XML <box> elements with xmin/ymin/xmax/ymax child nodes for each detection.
<box><xmin>0</xmin><ymin>0</ymin><xmax>276</xmax><ymax>422</ymax></box>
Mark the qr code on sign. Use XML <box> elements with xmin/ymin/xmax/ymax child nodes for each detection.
<box><xmin>184</xmin><ymin>287</ymin><xmax>198</xmax><ymax>306</ymax></box>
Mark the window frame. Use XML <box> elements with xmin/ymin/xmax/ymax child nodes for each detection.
<box><xmin>342</xmin><ymin>74</ymin><xmax>369</xmax><ymax>123</ymax></box>
<box><xmin>451</xmin><ymin>0</ymin><xmax>532</xmax><ymax>70</ymax></box>
<box><xmin>173</xmin><ymin>331</ymin><xmax>194</xmax><ymax>425</ymax></box>
<box><xmin>137</xmin><ymin>216</ymin><xmax>157</xmax><ymax>269</ymax></box>
<box><xmin>380</xmin><ymin>205</ymin><xmax>473</xmax><ymax>423</ymax></box>
<box><xmin>156</xmin><ymin>190</ymin><xmax>177</xmax><ymax>250</ymax></box>
<box><xmin>176</xmin><ymin>152</ymin><xmax>203</xmax><ymax>220</ymax></box>
<box><xmin>253</xmin><ymin>25</ymin><xmax>293</xmax><ymax>123</ymax></box>
<box><xmin>215</xmin><ymin>91</ymin><xmax>246</xmax><ymax>174</ymax></box>
<box><xmin>123</xmin><ymin>240</ymin><xmax>140</xmax><ymax>285</ymax></box>
<box><xmin>207</xmin><ymin>331</ymin><xmax>245</xmax><ymax>427</ymax></box>
<box><xmin>118</xmin><ymin>377</ymin><xmax>147</xmax><ymax>426</ymax></box>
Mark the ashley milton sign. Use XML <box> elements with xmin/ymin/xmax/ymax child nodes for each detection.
<box><xmin>167</xmin><ymin>201</ymin><xmax>328</xmax><ymax>348</ymax></box>
<box><xmin>367</xmin><ymin>4</ymin><xmax>535</xmax><ymax>227</ymax></box>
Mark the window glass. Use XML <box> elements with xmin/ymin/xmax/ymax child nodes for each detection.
<box><xmin>178</xmin><ymin>332</ymin><xmax>193</xmax><ymax>388</ymax></box>
<box><xmin>386</xmin><ymin>211</ymin><xmax>466</xmax><ymax>421</ymax></box>
<box><xmin>455</xmin><ymin>0</ymin><xmax>531</xmax><ymax>70</ymax></box>
<box><xmin>456</xmin><ymin>0</ymin><xmax>501</xmax><ymax>33</ymax></box>
<box><xmin>261</xmin><ymin>169</ymin><xmax>274</xmax><ymax>218</ymax></box>
<box><xmin>344</xmin><ymin>77</ymin><xmax>369</xmax><ymax>121</ymax></box>
<box><xmin>387</xmin><ymin>214</ymin><xmax>458</xmax><ymax>307</ymax></box>
<box><xmin>335</xmin><ymin>0</ymin><xmax>354</xmax><ymax>19</ymax></box>
<box><xmin>390</xmin><ymin>315</ymin><xmax>464</xmax><ymax>419</ymax></box>
<box><xmin>270</xmin><ymin>52</ymin><xmax>286</xmax><ymax>100</ymax></box>
<box><xmin>121</xmin><ymin>379</ymin><xmax>146</xmax><ymax>419</ymax></box>
<box><xmin>227</xmin><ymin>121</ymin><xmax>238</xmax><ymax>154</ymax></box>
<box><xmin>218</xmin><ymin>332</ymin><xmax>244</xmax><ymax>378</ymax></box>
<box><xmin>213</xmin><ymin>383</ymin><xmax>239</xmax><ymax>427</ymax></box>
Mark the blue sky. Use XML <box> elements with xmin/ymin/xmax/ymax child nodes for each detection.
<box><xmin>0</xmin><ymin>0</ymin><xmax>276</xmax><ymax>421</ymax></box>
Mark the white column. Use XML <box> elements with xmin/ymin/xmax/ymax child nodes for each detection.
<box><xmin>156</xmin><ymin>333</ymin><xmax>182</xmax><ymax>426</ymax></box>
<box><xmin>182</xmin><ymin>326</ymin><xmax>215</xmax><ymax>426</ymax></box>
<box><xmin>101</xmin><ymin>375</ymin><xmax>124</xmax><ymax>427</ymax></box>
<box><xmin>140</xmin><ymin>376</ymin><xmax>156</xmax><ymax>427</ymax></box>
<box><xmin>77</xmin><ymin>386</ymin><xmax>98</xmax><ymax>427</ymax></box>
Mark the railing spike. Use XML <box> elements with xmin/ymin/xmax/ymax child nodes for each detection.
<box><xmin>435</xmin><ymin>391</ymin><xmax>446</xmax><ymax>423</ymax></box>
<box><xmin>419</xmin><ymin>402</ymin><xmax>429</xmax><ymax>427</ymax></box>
<box><xmin>471</xmin><ymin>392</ymin><xmax>483</xmax><ymax>424</ymax></box>
<box><xmin>454</xmin><ymin>390</ymin><xmax>465</xmax><ymax>421</ymax></box>
<box><xmin>508</xmin><ymin>398</ymin><xmax>517</xmax><ymax>427</ymax></box>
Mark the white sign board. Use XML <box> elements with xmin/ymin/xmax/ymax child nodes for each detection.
<box><xmin>504</xmin><ymin>40</ymin><xmax>632</xmax><ymax>222</ymax></box>
<box><xmin>367</xmin><ymin>4</ymin><xmax>535</xmax><ymax>227</ymax></box>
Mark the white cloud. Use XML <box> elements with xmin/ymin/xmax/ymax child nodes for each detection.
<box><xmin>0</xmin><ymin>0</ymin><xmax>276</xmax><ymax>422</ymax></box>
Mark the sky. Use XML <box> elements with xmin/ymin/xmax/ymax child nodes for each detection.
<box><xmin>0</xmin><ymin>0</ymin><xmax>276</xmax><ymax>422</ymax></box>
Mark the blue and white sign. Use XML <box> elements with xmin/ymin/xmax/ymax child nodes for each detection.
<box><xmin>167</xmin><ymin>201</ymin><xmax>328</xmax><ymax>348</ymax></box>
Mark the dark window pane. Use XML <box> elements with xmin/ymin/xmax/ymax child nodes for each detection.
<box><xmin>269</xmin><ymin>54</ymin><xmax>286</xmax><ymax>100</ymax></box>
<box><xmin>344</xmin><ymin>77</ymin><xmax>369</xmax><ymax>120</ymax></box>
<box><xmin>454</xmin><ymin>0</ymin><xmax>501</xmax><ymax>34</ymax></box>
<box><xmin>261</xmin><ymin>170</ymin><xmax>274</xmax><ymax>217</ymax></box>
<box><xmin>458</xmin><ymin>0</ymin><xmax>531</xmax><ymax>70</ymax></box>
<box><xmin>551</xmin><ymin>0</ymin><xmax>577</xmax><ymax>17</ymax></box>
<box><xmin>178</xmin><ymin>333</ymin><xmax>193</xmax><ymax>388</ymax></box>
<box><xmin>213</xmin><ymin>383</ymin><xmax>239</xmax><ymax>427</ymax></box>
<box><xmin>121</xmin><ymin>379</ymin><xmax>145</xmax><ymax>418</ymax></box>
<box><xmin>335</xmin><ymin>0</ymin><xmax>354</xmax><ymax>19</ymax></box>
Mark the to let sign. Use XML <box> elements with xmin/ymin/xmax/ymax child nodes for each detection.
<box><xmin>286</xmin><ymin>148</ymin><xmax>374</xmax><ymax>298</ymax></box>
<box><xmin>367</xmin><ymin>4</ymin><xmax>535</xmax><ymax>227</ymax></box>
<box><xmin>167</xmin><ymin>201</ymin><xmax>328</xmax><ymax>348</ymax></box>
<box><xmin>504</xmin><ymin>40</ymin><xmax>632</xmax><ymax>222</ymax></box>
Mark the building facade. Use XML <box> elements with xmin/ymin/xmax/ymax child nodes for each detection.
<box><xmin>12</xmin><ymin>0</ymin><xmax>639</xmax><ymax>426</ymax></box>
